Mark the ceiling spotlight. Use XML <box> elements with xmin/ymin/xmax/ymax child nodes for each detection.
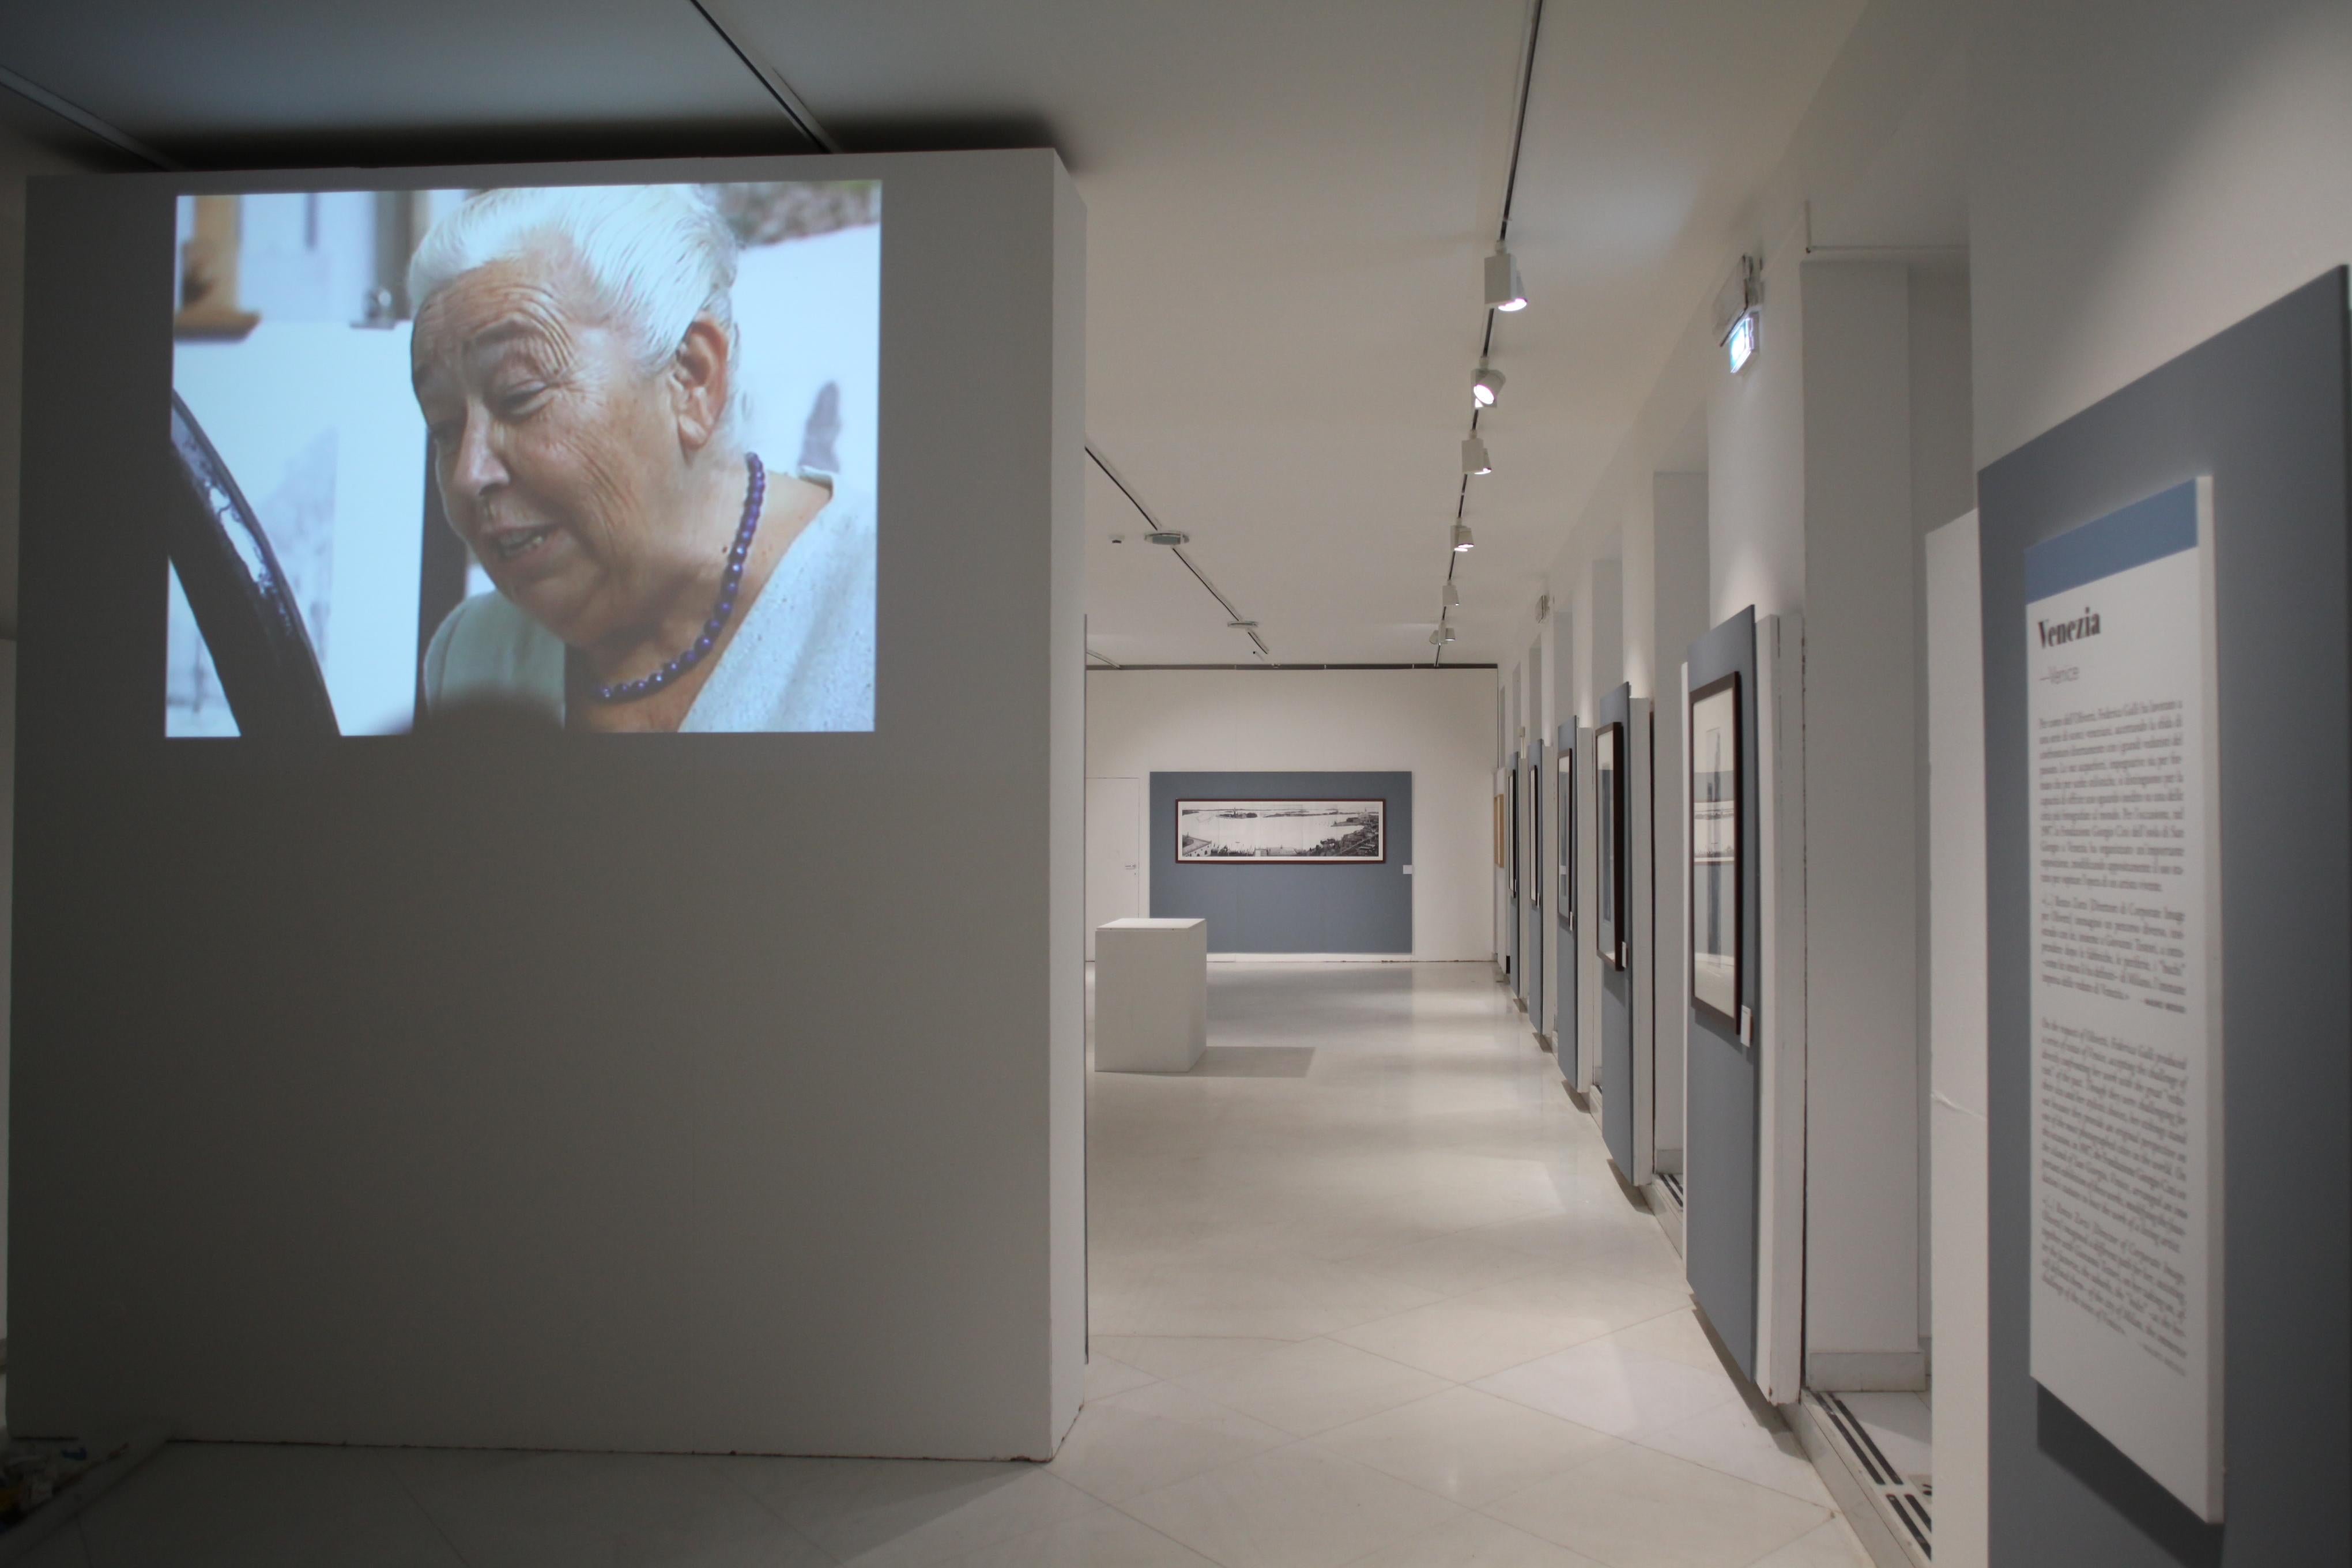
<box><xmin>1461</xmin><ymin>435</ymin><xmax>1492</xmax><ymax>476</ymax></box>
<box><xmin>1145</xmin><ymin>530</ymin><xmax>1190</xmax><ymax>546</ymax></box>
<box><xmin>1437</xmin><ymin>622</ymin><xmax>1459</xmax><ymax>643</ymax></box>
<box><xmin>1443</xmin><ymin>582</ymin><xmax>1460</xmax><ymax>608</ymax></box>
<box><xmin>1471</xmin><ymin>361</ymin><xmax>1506</xmax><ymax>408</ymax></box>
<box><xmin>1451</xmin><ymin>521</ymin><xmax>1475</xmax><ymax>553</ymax></box>
<box><xmin>1484</xmin><ymin>249</ymin><xmax>1528</xmax><ymax>312</ymax></box>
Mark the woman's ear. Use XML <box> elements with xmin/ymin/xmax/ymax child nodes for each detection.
<box><xmin>670</xmin><ymin>315</ymin><xmax>732</xmax><ymax>454</ymax></box>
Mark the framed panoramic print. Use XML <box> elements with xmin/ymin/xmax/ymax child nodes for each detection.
<box><xmin>1176</xmin><ymin>798</ymin><xmax>1386</xmax><ymax>864</ymax></box>
<box><xmin>1689</xmin><ymin>672</ymin><xmax>1741</xmax><ymax>1027</ymax></box>
<box><xmin>1595</xmin><ymin>721</ymin><xmax>1624</xmax><ymax>968</ymax></box>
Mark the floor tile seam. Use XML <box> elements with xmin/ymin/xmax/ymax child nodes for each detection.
<box><xmin>1274</xmin><ymin>1330</ymin><xmax>1486</xmax><ymax>1399</ymax></box>
<box><xmin>1536</xmin><ymin>1249</ymin><xmax>1698</xmax><ymax>1296</ymax></box>
<box><xmin>694</xmin><ymin>1454</ymin><xmax>855</xmax><ymax>1565</ymax></box>
<box><xmin>1469</xmin><ymin>1465</ymin><xmax>1823</xmax><ymax>1568</ymax></box>
<box><xmin>1612</xmin><ymin>1422</ymin><xmax>1841</xmax><ymax>1509</ymax></box>
<box><xmin>1447</xmin><ymin>1428</ymin><xmax>1648</xmax><ymax>1527</ymax></box>
<box><xmin>1465</xmin><ymin>1349</ymin><xmax>1748</xmax><ymax>1431</ymax></box>
<box><xmin>998</xmin><ymin>1499</ymin><xmax>1224</xmax><ymax>1568</ymax></box>
<box><xmin>1364</xmin><ymin>1294</ymin><xmax>1648</xmax><ymax>1371</ymax></box>
<box><xmin>358</xmin><ymin>1442</ymin><xmax>486</xmax><ymax>1568</ymax></box>
<box><xmin>1151</xmin><ymin>1343</ymin><xmax>1449</xmax><ymax>1438</ymax></box>
<box><xmin>1311</xmin><ymin>1396</ymin><xmax>1644</xmax><ymax>1509</ymax></box>
<box><xmin>1087</xmin><ymin>1431</ymin><xmax>1332</xmax><ymax>1525</ymax></box>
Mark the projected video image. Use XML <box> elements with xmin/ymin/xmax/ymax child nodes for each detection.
<box><xmin>166</xmin><ymin>181</ymin><xmax>879</xmax><ymax>736</ymax></box>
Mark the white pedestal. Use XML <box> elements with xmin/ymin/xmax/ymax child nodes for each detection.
<box><xmin>1094</xmin><ymin>918</ymin><xmax>1208</xmax><ymax>1074</ymax></box>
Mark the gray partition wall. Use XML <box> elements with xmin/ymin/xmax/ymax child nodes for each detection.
<box><xmin>1150</xmin><ymin>771</ymin><xmax>1412</xmax><ymax>953</ymax></box>
<box><xmin>1525</xmin><ymin>738</ymin><xmax>1544</xmax><ymax>1033</ymax></box>
<box><xmin>1507</xmin><ymin>754</ymin><xmax>1522</xmax><ymax>987</ymax></box>
<box><xmin>1554</xmin><ymin>721</ymin><xmax>1577</xmax><ymax>1080</ymax></box>
<box><xmin>1978</xmin><ymin>270</ymin><xmax>2349</xmax><ymax>1564</ymax></box>
<box><xmin>1597</xmin><ymin>683</ymin><xmax>1637</xmax><ymax>1177</ymax></box>
<box><xmin>1684</xmin><ymin>608</ymin><xmax>1761</xmax><ymax>1381</ymax></box>
<box><xmin>9</xmin><ymin>150</ymin><xmax>1088</xmax><ymax>1460</ymax></box>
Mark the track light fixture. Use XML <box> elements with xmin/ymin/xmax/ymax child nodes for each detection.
<box><xmin>1461</xmin><ymin>435</ymin><xmax>1492</xmax><ymax>476</ymax></box>
<box><xmin>1452</xmin><ymin>522</ymin><xmax>1475</xmax><ymax>553</ymax></box>
<box><xmin>1443</xmin><ymin>582</ymin><xmax>1460</xmax><ymax>609</ymax></box>
<box><xmin>1438</xmin><ymin>621</ymin><xmax>1458</xmax><ymax>643</ymax></box>
<box><xmin>1471</xmin><ymin>361</ymin><xmax>1506</xmax><ymax>408</ymax></box>
<box><xmin>1484</xmin><ymin>249</ymin><xmax>1528</xmax><ymax>312</ymax></box>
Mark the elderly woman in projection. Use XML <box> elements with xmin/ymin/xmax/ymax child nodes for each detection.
<box><xmin>412</xmin><ymin>185</ymin><xmax>873</xmax><ymax>732</ymax></box>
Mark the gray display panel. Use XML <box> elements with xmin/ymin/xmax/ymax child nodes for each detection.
<box><xmin>1555</xmin><ymin>720</ymin><xmax>1577</xmax><ymax>1081</ymax></box>
<box><xmin>1598</xmin><ymin>682</ymin><xmax>1636</xmax><ymax>1178</ymax></box>
<box><xmin>1684</xmin><ymin>607</ymin><xmax>1761</xmax><ymax>1380</ymax></box>
<box><xmin>1150</xmin><ymin>770</ymin><xmax>1413</xmax><ymax>953</ymax></box>
<box><xmin>1526</xmin><ymin>738</ymin><xmax>1544</xmax><ymax>1035</ymax></box>
<box><xmin>1978</xmin><ymin>269</ymin><xmax>2349</xmax><ymax>1565</ymax></box>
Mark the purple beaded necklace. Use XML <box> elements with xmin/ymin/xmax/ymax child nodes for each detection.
<box><xmin>589</xmin><ymin>452</ymin><xmax>766</xmax><ymax>704</ymax></box>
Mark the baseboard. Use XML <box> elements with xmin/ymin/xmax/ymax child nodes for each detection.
<box><xmin>1793</xmin><ymin>1392</ymin><xmax>1932</xmax><ymax>1568</ymax></box>
<box><xmin>1790</xmin><ymin>1396</ymin><xmax>1924</xmax><ymax>1568</ymax></box>
<box><xmin>1640</xmin><ymin>1175</ymin><xmax>1685</xmax><ymax>1256</ymax></box>
<box><xmin>1806</xmin><ymin>1350</ymin><xmax>1929</xmax><ymax>1392</ymax></box>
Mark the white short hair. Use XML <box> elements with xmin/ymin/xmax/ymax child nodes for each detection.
<box><xmin>409</xmin><ymin>184</ymin><xmax>741</xmax><ymax>394</ymax></box>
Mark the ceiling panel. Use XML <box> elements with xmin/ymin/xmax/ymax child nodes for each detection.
<box><xmin>4</xmin><ymin>0</ymin><xmax>1873</xmax><ymax>664</ymax></box>
<box><xmin>0</xmin><ymin>1</ymin><xmax>799</xmax><ymax>163</ymax></box>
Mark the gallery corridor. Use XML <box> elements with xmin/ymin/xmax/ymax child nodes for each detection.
<box><xmin>1067</xmin><ymin>961</ymin><xmax>1867</xmax><ymax>1567</ymax></box>
<box><xmin>31</xmin><ymin>963</ymin><xmax>1865</xmax><ymax>1567</ymax></box>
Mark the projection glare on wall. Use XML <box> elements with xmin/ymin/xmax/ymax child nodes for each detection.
<box><xmin>165</xmin><ymin>180</ymin><xmax>881</xmax><ymax>737</ymax></box>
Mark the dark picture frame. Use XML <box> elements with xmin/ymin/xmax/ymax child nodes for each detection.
<box><xmin>1174</xmin><ymin>798</ymin><xmax>1387</xmax><ymax>864</ymax></box>
<box><xmin>1557</xmin><ymin>742</ymin><xmax>1574</xmax><ymax>927</ymax></box>
<box><xmin>1688</xmin><ymin>672</ymin><xmax>1742</xmax><ymax>1028</ymax></box>
<box><xmin>1595</xmin><ymin>721</ymin><xmax>1625</xmax><ymax>968</ymax></box>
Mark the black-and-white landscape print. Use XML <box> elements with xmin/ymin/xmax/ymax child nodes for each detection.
<box><xmin>1177</xmin><ymin>799</ymin><xmax>1385</xmax><ymax>863</ymax></box>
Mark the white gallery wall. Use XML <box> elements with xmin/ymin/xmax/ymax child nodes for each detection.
<box><xmin>1086</xmin><ymin>668</ymin><xmax>1494</xmax><ymax>960</ymax></box>
<box><xmin>10</xmin><ymin>150</ymin><xmax>1085</xmax><ymax>1461</ymax></box>
<box><xmin>1970</xmin><ymin>0</ymin><xmax>2352</xmax><ymax>469</ymax></box>
<box><xmin>1648</xmin><ymin>472</ymin><xmax>1710</xmax><ymax>1173</ymax></box>
<box><xmin>1793</xmin><ymin>259</ymin><xmax>1924</xmax><ymax>1387</ymax></box>
<box><xmin>1509</xmin><ymin>0</ymin><xmax>1976</xmax><ymax>1411</ymax></box>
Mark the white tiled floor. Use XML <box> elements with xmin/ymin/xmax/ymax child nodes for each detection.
<box><xmin>31</xmin><ymin>962</ymin><xmax>1869</xmax><ymax>1567</ymax></box>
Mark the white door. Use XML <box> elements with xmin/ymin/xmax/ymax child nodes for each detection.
<box><xmin>1085</xmin><ymin>776</ymin><xmax>1143</xmax><ymax>959</ymax></box>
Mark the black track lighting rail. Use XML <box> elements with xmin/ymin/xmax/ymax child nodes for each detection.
<box><xmin>1438</xmin><ymin>0</ymin><xmax>1546</xmax><ymax>668</ymax></box>
<box><xmin>1087</xmin><ymin>447</ymin><xmax>1272</xmax><ymax>659</ymax></box>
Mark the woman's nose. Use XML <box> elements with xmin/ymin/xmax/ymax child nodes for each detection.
<box><xmin>453</xmin><ymin>409</ymin><xmax>508</xmax><ymax>498</ymax></box>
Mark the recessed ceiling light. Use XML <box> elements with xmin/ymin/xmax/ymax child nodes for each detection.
<box><xmin>1472</xmin><ymin>362</ymin><xmax>1506</xmax><ymax>407</ymax></box>
<box><xmin>1461</xmin><ymin>435</ymin><xmax>1492</xmax><ymax>476</ymax></box>
<box><xmin>1485</xmin><ymin>249</ymin><xmax>1527</xmax><ymax>312</ymax></box>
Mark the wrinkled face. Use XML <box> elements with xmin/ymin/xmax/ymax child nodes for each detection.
<box><xmin>412</xmin><ymin>250</ymin><xmax>686</xmax><ymax>647</ymax></box>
